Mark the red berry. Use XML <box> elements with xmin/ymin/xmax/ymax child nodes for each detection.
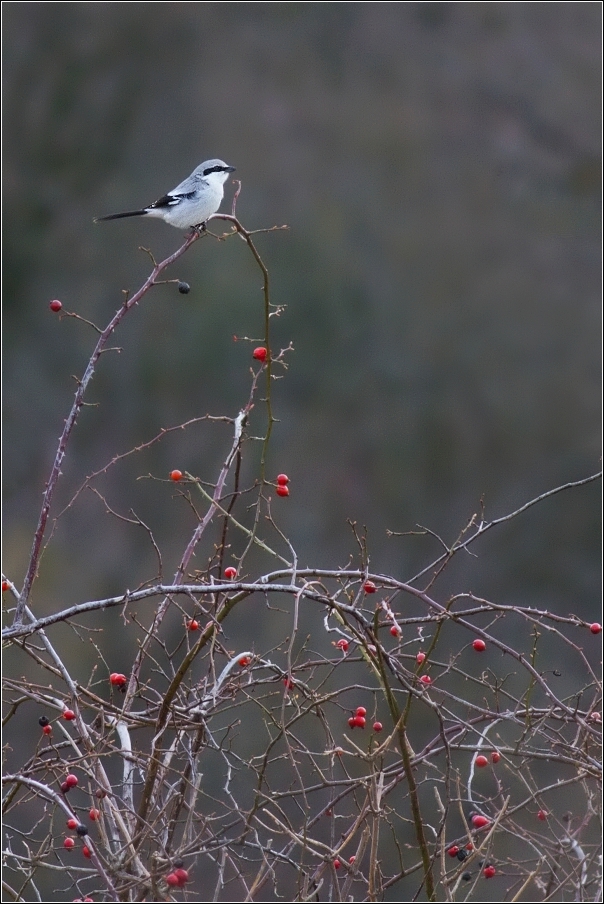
<box><xmin>276</xmin><ymin>484</ymin><xmax>289</xmax><ymax>497</ymax></box>
<box><xmin>238</xmin><ymin>655</ymin><xmax>251</xmax><ymax>667</ymax></box>
<box><xmin>109</xmin><ymin>673</ymin><xmax>127</xmax><ymax>686</ymax></box>
<box><xmin>465</xmin><ymin>843</ymin><xmax>473</xmax><ymax>851</ymax></box>
<box><xmin>590</xmin><ymin>623</ymin><xmax>602</xmax><ymax>634</ymax></box>
<box><xmin>419</xmin><ymin>674</ymin><xmax>432</xmax><ymax>685</ymax></box>
<box><xmin>349</xmin><ymin>855</ymin><xmax>356</xmax><ymax>864</ymax></box>
<box><xmin>336</xmin><ymin>639</ymin><xmax>349</xmax><ymax>652</ymax></box>
<box><xmin>390</xmin><ymin>625</ymin><xmax>401</xmax><ymax>637</ymax></box>
<box><xmin>170</xmin><ymin>469</ymin><xmax>183</xmax><ymax>481</ymax></box>
<box><xmin>333</xmin><ymin>859</ymin><xmax>341</xmax><ymax>869</ymax></box>
<box><xmin>62</xmin><ymin>709</ymin><xmax>75</xmax><ymax>721</ymax></box>
<box><xmin>1</xmin><ymin>580</ymin><xmax>10</xmax><ymax>592</ymax></box>
<box><xmin>63</xmin><ymin>837</ymin><xmax>75</xmax><ymax>849</ymax></box>
<box><xmin>187</xmin><ymin>619</ymin><xmax>199</xmax><ymax>631</ymax></box>
<box><xmin>355</xmin><ymin>706</ymin><xmax>367</xmax><ymax>716</ymax></box>
<box><xmin>471</xmin><ymin>814</ymin><xmax>489</xmax><ymax>829</ymax></box>
<box><xmin>224</xmin><ymin>566</ymin><xmax>237</xmax><ymax>579</ymax></box>
<box><xmin>354</xmin><ymin>715</ymin><xmax>366</xmax><ymax>728</ymax></box>
<box><xmin>416</xmin><ymin>651</ymin><xmax>426</xmax><ymax>664</ymax></box>
<box><xmin>67</xmin><ymin>818</ymin><xmax>78</xmax><ymax>830</ymax></box>
<box><xmin>483</xmin><ymin>865</ymin><xmax>496</xmax><ymax>879</ymax></box>
<box><xmin>43</xmin><ymin>724</ymin><xmax>52</xmax><ymax>735</ymax></box>
<box><xmin>95</xmin><ymin>788</ymin><xmax>107</xmax><ymax>799</ymax></box>
<box><xmin>372</xmin><ymin>721</ymin><xmax>383</xmax><ymax>732</ymax></box>
<box><xmin>82</xmin><ymin>846</ymin><xmax>91</xmax><ymax>858</ymax></box>
<box><xmin>50</xmin><ymin>299</ymin><xmax>63</xmax><ymax>312</ymax></box>
<box><xmin>472</xmin><ymin>639</ymin><xmax>486</xmax><ymax>652</ymax></box>
<box><xmin>491</xmin><ymin>751</ymin><xmax>500</xmax><ymax>763</ymax></box>
<box><xmin>173</xmin><ymin>868</ymin><xmax>189</xmax><ymax>886</ymax></box>
<box><xmin>65</xmin><ymin>774</ymin><xmax>78</xmax><ymax>788</ymax></box>
<box><xmin>447</xmin><ymin>846</ymin><xmax>460</xmax><ymax>858</ymax></box>
<box><xmin>253</xmin><ymin>347</ymin><xmax>267</xmax><ymax>362</ymax></box>
<box><xmin>61</xmin><ymin>782</ymin><xmax>70</xmax><ymax>793</ymax></box>
<box><xmin>348</xmin><ymin>716</ymin><xmax>356</xmax><ymax>729</ymax></box>
<box><xmin>363</xmin><ymin>580</ymin><xmax>376</xmax><ymax>593</ymax></box>
<box><xmin>89</xmin><ymin>808</ymin><xmax>100</xmax><ymax>821</ymax></box>
<box><xmin>276</xmin><ymin>473</ymin><xmax>289</xmax><ymax>485</ymax></box>
<box><xmin>283</xmin><ymin>677</ymin><xmax>294</xmax><ymax>689</ymax></box>
<box><xmin>537</xmin><ymin>809</ymin><xmax>548</xmax><ymax>821</ymax></box>
<box><xmin>166</xmin><ymin>873</ymin><xmax>180</xmax><ymax>887</ymax></box>
<box><xmin>475</xmin><ymin>755</ymin><xmax>488</xmax><ymax>768</ymax></box>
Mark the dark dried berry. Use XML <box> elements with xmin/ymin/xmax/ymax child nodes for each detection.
<box><xmin>456</xmin><ymin>849</ymin><xmax>467</xmax><ymax>862</ymax></box>
<box><xmin>178</xmin><ymin>282</ymin><xmax>191</xmax><ymax>294</ymax></box>
<box><xmin>76</xmin><ymin>824</ymin><xmax>88</xmax><ymax>836</ymax></box>
<box><xmin>38</xmin><ymin>716</ymin><xmax>50</xmax><ymax>727</ymax></box>
<box><xmin>462</xmin><ymin>872</ymin><xmax>472</xmax><ymax>881</ymax></box>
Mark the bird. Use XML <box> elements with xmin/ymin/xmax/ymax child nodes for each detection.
<box><xmin>94</xmin><ymin>159</ymin><xmax>236</xmax><ymax>230</ymax></box>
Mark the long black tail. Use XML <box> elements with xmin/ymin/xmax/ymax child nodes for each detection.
<box><xmin>94</xmin><ymin>209</ymin><xmax>148</xmax><ymax>222</ymax></box>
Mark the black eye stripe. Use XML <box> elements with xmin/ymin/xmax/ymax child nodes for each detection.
<box><xmin>203</xmin><ymin>166</ymin><xmax>227</xmax><ymax>176</ymax></box>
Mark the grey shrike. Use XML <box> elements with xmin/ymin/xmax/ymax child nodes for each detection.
<box><xmin>94</xmin><ymin>159</ymin><xmax>236</xmax><ymax>230</ymax></box>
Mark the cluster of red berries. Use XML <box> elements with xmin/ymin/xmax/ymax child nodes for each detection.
<box><xmin>447</xmin><ymin>844</ymin><xmax>495</xmax><ymax>878</ymax></box>
<box><xmin>348</xmin><ymin>706</ymin><xmax>367</xmax><ymax>729</ymax></box>
<box><xmin>447</xmin><ymin>843</ymin><xmax>473</xmax><ymax>860</ymax></box>
<box><xmin>474</xmin><ymin>750</ymin><xmax>501</xmax><ymax>766</ymax></box>
<box><xmin>39</xmin><ymin>715</ymin><xmax>53</xmax><ymax>736</ymax></box>
<box><xmin>334</xmin><ymin>854</ymin><xmax>359</xmax><ymax>870</ymax></box>
<box><xmin>60</xmin><ymin>773</ymin><xmax>79</xmax><ymax>794</ymax></box>
<box><xmin>109</xmin><ymin>673</ymin><xmax>127</xmax><ymax>691</ymax></box>
<box><xmin>275</xmin><ymin>473</ymin><xmax>289</xmax><ymax>497</ymax></box>
<box><xmin>166</xmin><ymin>868</ymin><xmax>189</xmax><ymax>887</ymax></box>
<box><xmin>346</xmin><ymin>707</ymin><xmax>383</xmax><ymax>732</ymax></box>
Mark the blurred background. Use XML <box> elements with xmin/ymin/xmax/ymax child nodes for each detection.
<box><xmin>3</xmin><ymin>5</ymin><xmax>601</xmax><ymax>901</ymax></box>
<box><xmin>3</xmin><ymin>4</ymin><xmax>601</xmax><ymax>655</ymax></box>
